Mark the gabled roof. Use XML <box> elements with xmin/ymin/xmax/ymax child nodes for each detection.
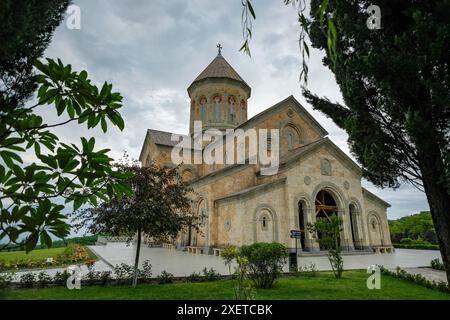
<box><xmin>238</xmin><ymin>95</ymin><xmax>329</xmax><ymax>137</ymax></box>
<box><xmin>147</xmin><ymin>129</ymin><xmax>185</xmax><ymax>147</ymax></box>
<box><xmin>362</xmin><ymin>187</ymin><xmax>391</xmax><ymax>208</ymax></box>
<box><xmin>138</xmin><ymin>129</ymin><xmax>186</xmax><ymax>162</ymax></box>
<box><xmin>188</xmin><ymin>54</ymin><xmax>251</xmax><ymax>96</ymax></box>
<box><xmin>256</xmin><ymin>137</ymin><xmax>362</xmax><ymax>177</ymax></box>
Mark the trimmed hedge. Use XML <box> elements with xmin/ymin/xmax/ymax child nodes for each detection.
<box><xmin>393</xmin><ymin>243</ymin><xmax>439</xmax><ymax>250</ymax></box>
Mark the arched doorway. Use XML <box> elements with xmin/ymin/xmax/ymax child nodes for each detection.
<box><xmin>315</xmin><ymin>190</ymin><xmax>339</xmax><ymax>250</ymax></box>
<box><xmin>298</xmin><ymin>201</ymin><xmax>306</xmax><ymax>250</ymax></box>
<box><xmin>188</xmin><ymin>199</ymin><xmax>207</xmax><ymax>247</ymax></box>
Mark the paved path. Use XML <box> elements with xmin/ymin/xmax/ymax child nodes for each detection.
<box><xmin>297</xmin><ymin>248</ymin><xmax>441</xmax><ymax>271</ymax></box>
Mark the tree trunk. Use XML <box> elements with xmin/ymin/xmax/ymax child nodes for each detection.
<box><xmin>416</xmin><ymin>140</ymin><xmax>450</xmax><ymax>286</ymax></box>
<box><xmin>132</xmin><ymin>228</ymin><xmax>142</xmax><ymax>287</ymax></box>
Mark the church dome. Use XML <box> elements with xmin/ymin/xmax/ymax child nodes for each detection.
<box><xmin>188</xmin><ymin>48</ymin><xmax>251</xmax><ymax>134</ymax></box>
<box><xmin>187</xmin><ymin>52</ymin><xmax>251</xmax><ymax>98</ymax></box>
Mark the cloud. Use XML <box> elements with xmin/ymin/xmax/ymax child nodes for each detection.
<box><xmin>38</xmin><ymin>0</ymin><xmax>429</xmax><ymax>221</ymax></box>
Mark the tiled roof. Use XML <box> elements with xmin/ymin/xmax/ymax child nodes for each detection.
<box><xmin>190</xmin><ymin>54</ymin><xmax>249</xmax><ymax>88</ymax></box>
<box><xmin>147</xmin><ymin>129</ymin><xmax>185</xmax><ymax>147</ymax></box>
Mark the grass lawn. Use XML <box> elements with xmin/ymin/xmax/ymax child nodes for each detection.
<box><xmin>0</xmin><ymin>247</ymin><xmax>66</xmax><ymax>264</ymax></box>
<box><xmin>0</xmin><ymin>245</ymin><xmax>97</xmax><ymax>271</ymax></box>
<box><xmin>1</xmin><ymin>271</ymin><xmax>449</xmax><ymax>300</ymax></box>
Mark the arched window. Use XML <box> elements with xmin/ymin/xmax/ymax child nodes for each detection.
<box><xmin>228</xmin><ymin>96</ymin><xmax>236</xmax><ymax>122</ymax></box>
<box><xmin>262</xmin><ymin>216</ymin><xmax>267</xmax><ymax>229</ymax></box>
<box><xmin>287</xmin><ymin>130</ymin><xmax>293</xmax><ymax>150</ymax></box>
<box><xmin>213</xmin><ymin>95</ymin><xmax>221</xmax><ymax>122</ymax></box>
<box><xmin>321</xmin><ymin>159</ymin><xmax>332</xmax><ymax>176</ymax></box>
<box><xmin>200</xmin><ymin>97</ymin><xmax>207</xmax><ymax>122</ymax></box>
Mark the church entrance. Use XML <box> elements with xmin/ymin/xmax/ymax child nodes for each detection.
<box><xmin>315</xmin><ymin>190</ymin><xmax>340</xmax><ymax>250</ymax></box>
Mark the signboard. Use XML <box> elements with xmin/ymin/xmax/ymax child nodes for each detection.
<box><xmin>290</xmin><ymin>230</ymin><xmax>301</xmax><ymax>239</ymax></box>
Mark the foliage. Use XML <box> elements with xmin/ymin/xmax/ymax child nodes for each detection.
<box><xmin>0</xmin><ymin>235</ymin><xmax>99</xmax><ymax>251</ymax></box>
<box><xmin>221</xmin><ymin>245</ymin><xmax>238</xmax><ymax>276</ymax></box>
<box><xmin>138</xmin><ymin>260</ymin><xmax>153</xmax><ymax>281</ymax></box>
<box><xmin>239</xmin><ymin>242</ymin><xmax>289</xmax><ymax>289</ymax></box>
<box><xmin>53</xmin><ymin>270</ymin><xmax>70</xmax><ymax>286</ymax></box>
<box><xmin>0</xmin><ymin>0</ymin><xmax>70</xmax><ymax>106</ymax></box>
<box><xmin>113</xmin><ymin>263</ymin><xmax>134</xmax><ymax>283</ymax></box>
<box><xmin>0</xmin><ymin>57</ymin><xmax>132</xmax><ymax>252</ymax></box>
<box><xmin>431</xmin><ymin>259</ymin><xmax>446</xmax><ymax>271</ymax></box>
<box><xmin>186</xmin><ymin>268</ymin><xmax>220</xmax><ymax>282</ymax></box>
<box><xmin>37</xmin><ymin>271</ymin><xmax>52</xmax><ymax>288</ymax></box>
<box><xmin>72</xmin><ymin>158</ymin><xmax>195</xmax><ymax>287</ymax></box>
<box><xmin>379</xmin><ymin>265</ymin><xmax>449</xmax><ymax>294</ymax></box>
<box><xmin>4</xmin><ymin>271</ymin><xmax>450</xmax><ymax>300</ymax></box>
<box><xmin>393</xmin><ymin>243</ymin><xmax>439</xmax><ymax>250</ymax></box>
<box><xmin>298</xmin><ymin>262</ymin><xmax>318</xmax><ymax>277</ymax></box>
<box><xmin>389</xmin><ymin>212</ymin><xmax>437</xmax><ymax>244</ymax></box>
<box><xmin>157</xmin><ymin>270</ymin><xmax>174</xmax><ymax>284</ymax></box>
<box><xmin>0</xmin><ymin>244</ymin><xmax>95</xmax><ymax>271</ymax></box>
<box><xmin>301</xmin><ymin>0</ymin><xmax>450</xmax><ymax>284</ymax></box>
<box><xmin>240</xmin><ymin>0</ymin><xmax>336</xmax><ymax>82</ymax></box>
<box><xmin>0</xmin><ymin>271</ymin><xmax>15</xmax><ymax>290</ymax></box>
<box><xmin>186</xmin><ymin>272</ymin><xmax>203</xmax><ymax>283</ymax></box>
<box><xmin>233</xmin><ymin>256</ymin><xmax>255</xmax><ymax>300</ymax></box>
<box><xmin>20</xmin><ymin>272</ymin><xmax>35</xmax><ymax>288</ymax></box>
<box><xmin>307</xmin><ymin>214</ymin><xmax>344</xmax><ymax>279</ymax></box>
<box><xmin>202</xmin><ymin>267</ymin><xmax>221</xmax><ymax>282</ymax></box>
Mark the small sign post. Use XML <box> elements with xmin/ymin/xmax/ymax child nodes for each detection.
<box><xmin>289</xmin><ymin>230</ymin><xmax>301</xmax><ymax>271</ymax></box>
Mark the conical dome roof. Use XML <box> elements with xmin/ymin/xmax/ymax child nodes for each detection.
<box><xmin>188</xmin><ymin>53</ymin><xmax>251</xmax><ymax>97</ymax></box>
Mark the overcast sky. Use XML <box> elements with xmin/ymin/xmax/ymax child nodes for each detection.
<box><xmin>40</xmin><ymin>0</ymin><xmax>429</xmax><ymax>221</ymax></box>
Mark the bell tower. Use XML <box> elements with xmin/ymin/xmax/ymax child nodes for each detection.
<box><xmin>187</xmin><ymin>45</ymin><xmax>251</xmax><ymax>134</ymax></box>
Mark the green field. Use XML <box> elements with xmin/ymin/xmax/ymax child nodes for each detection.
<box><xmin>0</xmin><ymin>247</ymin><xmax>66</xmax><ymax>264</ymax></box>
<box><xmin>1</xmin><ymin>271</ymin><xmax>449</xmax><ymax>300</ymax></box>
<box><xmin>0</xmin><ymin>245</ymin><xmax>97</xmax><ymax>271</ymax></box>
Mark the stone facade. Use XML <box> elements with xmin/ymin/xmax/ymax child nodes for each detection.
<box><xmin>139</xmin><ymin>53</ymin><xmax>393</xmax><ymax>254</ymax></box>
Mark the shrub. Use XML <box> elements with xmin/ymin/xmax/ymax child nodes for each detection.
<box><xmin>233</xmin><ymin>256</ymin><xmax>255</xmax><ymax>300</ymax></box>
<box><xmin>20</xmin><ymin>272</ymin><xmax>36</xmax><ymax>288</ymax></box>
<box><xmin>307</xmin><ymin>215</ymin><xmax>344</xmax><ymax>279</ymax></box>
<box><xmin>113</xmin><ymin>263</ymin><xmax>134</xmax><ymax>283</ymax></box>
<box><xmin>85</xmin><ymin>265</ymin><xmax>100</xmax><ymax>285</ymax></box>
<box><xmin>53</xmin><ymin>270</ymin><xmax>70</xmax><ymax>286</ymax></box>
<box><xmin>37</xmin><ymin>271</ymin><xmax>52</xmax><ymax>288</ymax></box>
<box><xmin>0</xmin><ymin>272</ymin><xmax>15</xmax><ymax>289</ymax></box>
<box><xmin>378</xmin><ymin>265</ymin><xmax>449</xmax><ymax>293</ymax></box>
<box><xmin>186</xmin><ymin>272</ymin><xmax>203</xmax><ymax>282</ymax></box>
<box><xmin>400</xmin><ymin>238</ymin><xmax>414</xmax><ymax>244</ymax></box>
<box><xmin>157</xmin><ymin>270</ymin><xmax>174</xmax><ymax>284</ymax></box>
<box><xmin>202</xmin><ymin>267</ymin><xmax>221</xmax><ymax>281</ymax></box>
<box><xmin>430</xmin><ymin>258</ymin><xmax>445</xmax><ymax>271</ymax></box>
<box><xmin>138</xmin><ymin>260</ymin><xmax>152</xmax><ymax>281</ymax></box>
<box><xmin>298</xmin><ymin>262</ymin><xmax>318</xmax><ymax>277</ymax></box>
<box><xmin>239</xmin><ymin>242</ymin><xmax>288</xmax><ymax>289</ymax></box>
<box><xmin>221</xmin><ymin>245</ymin><xmax>238</xmax><ymax>276</ymax></box>
<box><xmin>99</xmin><ymin>271</ymin><xmax>111</xmax><ymax>286</ymax></box>
<box><xmin>393</xmin><ymin>243</ymin><xmax>439</xmax><ymax>250</ymax></box>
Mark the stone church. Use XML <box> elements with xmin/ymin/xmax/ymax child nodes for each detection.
<box><xmin>139</xmin><ymin>50</ymin><xmax>393</xmax><ymax>254</ymax></box>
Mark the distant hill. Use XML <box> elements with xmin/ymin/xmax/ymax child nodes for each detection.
<box><xmin>389</xmin><ymin>211</ymin><xmax>438</xmax><ymax>245</ymax></box>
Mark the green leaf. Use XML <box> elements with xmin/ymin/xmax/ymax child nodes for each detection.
<box><xmin>40</xmin><ymin>230</ymin><xmax>53</xmax><ymax>248</ymax></box>
<box><xmin>246</xmin><ymin>0</ymin><xmax>256</xmax><ymax>19</ymax></box>
<box><xmin>25</xmin><ymin>232</ymin><xmax>39</xmax><ymax>253</ymax></box>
